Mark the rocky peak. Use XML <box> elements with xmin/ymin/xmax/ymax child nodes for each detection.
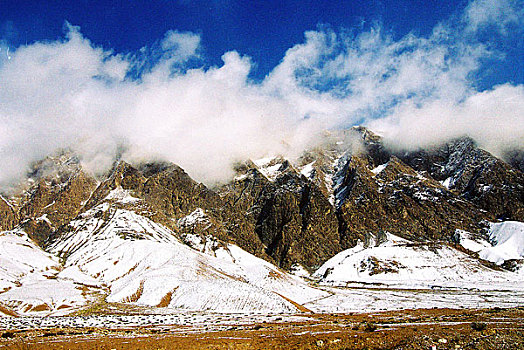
<box><xmin>25</xmin><ymin>150</ymin><xmax>82</xmax><ymax>182</ymax></box>
<box><xmin>2</xmin><ymin>127</ymin><xmax>522</xmax><ymax>275</ymax></box>
<box><xmin>335</xmin><ymin>151</ymin><xmax>491</xmax><ymax>247</ymax></box>
<box><xmin>109</xmin><ymin>160</ymin><xmax>146</xmax><ymax>190</ymax></box>
<box><xmin>9</xmin><ymin>151</ymin><xmax>98</xmax><ymax>246</ymax></box>
<box><xmin>350</xmin><ymin>126</ymin><xmax>391</xmax><ymax>168</ymax></box>
<box><xmin>220</xmin><ymin>157</ymin><xmax>341</xmax><ymax>272</ymax></box>
<box><xmin>138</xmin><ymin>161</ymin><xmax>180</xmax><ymax>177</ymax></box>
<box><xmin>399</xmin><ymin>137</ymin><xmax>524</xmax><ymax>221</ymax></box>
<box><xmin>82</xmin><ymin>160</ymin><xmax>145</xmax><ymax>212</ymax></box>
<box><xmin>296</xmin><ymin>146</ymin><xmax>342</xmax><ymax>201</ymax></box>
<box><xmin>351</xmin><ymin>126</ymin><xmax>381</xmax><ymax>143</ymax></box>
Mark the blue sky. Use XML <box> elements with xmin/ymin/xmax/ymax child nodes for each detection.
<box><xmin>2</xmin><ymin>0</ymin><xmax>521</xmax><ymax>86</ymax></box>
<box><xmin>0</xmin><ymin>0</ymin><xmax>523</xmax><ymax>184</ymax></box>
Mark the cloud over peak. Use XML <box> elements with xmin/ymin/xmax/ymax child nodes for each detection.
<box><xmin>0</xmin><ymin>0</ymin><xmax>522</xmax><ymax>187</ymax></box>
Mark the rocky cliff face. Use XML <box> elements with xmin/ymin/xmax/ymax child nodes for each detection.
<box><xmin>219</xmin><ymin>159</ymin><xmax>340</xmax><ymax>271</ymax></box>
<box><xmin>398</xmin><ymin>138</ymin><xmax>524</xmax><ymax>221</ymax></box>
<box><xmin>333</xmin><ymin>131</ymin><xmax>500</xmax><ymax>247</ymax></box>
<box><xmin>0</xmin><ymin>195</ymin><xmax>16</xmax><ymax>231</ymax></box>
<box><xmin>2</xmin><ymin>128</ymin><xmax>522</xmax><ymax>273</ymax></box>
<box><xmin>10</xmin><ymin>152</ymin><xmax>98</xmax><ymax>245</ymax></box>
<box><xmin>334</xmin><ymin>155</ymin><xmax>488</xmax><ymax>247</ymax></box>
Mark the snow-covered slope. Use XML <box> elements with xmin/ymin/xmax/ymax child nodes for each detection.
<box><xmin>480</xmin><ymin>221</ymin><xmax>524</xmax><ymax>264</ymax></box>
<box><xmin>459</xmin><ymin>221</ymin><xmax>524</xmax><ymax>266</ymax></box>
<box><xmin>1</xmin><ymin>208</ymin><xmax>523</xmax><ymax>317</ymax></box>
<box><xmin>0</xmin><ymin>230</ymin><xmax>95</xmax><ymax>316</ymax></box>
<box><xmin>313</xmin><ymin>233</ymin><xmax>522</xmax><ymax>290</ymax></box>
<box><xmin>49</xmin><ymin>204</ymin><xmax>326</xmax><ymax>313</ymax></box>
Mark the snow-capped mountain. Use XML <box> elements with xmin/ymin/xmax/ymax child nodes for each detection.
<box><xmin>0</xmin><ymin>127</ymin><xmax>523</xmax><ymax>316</ymax></box>
<box><xmin>1</xmin><ymin>198</ymin><xmax>325</xmax><ymax>316</ymax></box>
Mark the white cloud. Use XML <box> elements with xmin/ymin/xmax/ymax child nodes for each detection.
<box><xmin>0</xmin><ymin>0</ymin><xmax>522</xmax><ymax>188</ymax></box>
<box><xmin>0</xmin><ymin>26</ymin><xmax>323</xmax><ymax>186</ymax></box>
<box><xmin>464</xmin><ymin>0</ymin><xmax>524</xmax><ymax>34</ymax></box>
<box><xmin>263</xmin><ymin>24</ymin><xmax>486</xmax><ymax>127</ymax></box>
<box><xmin>369</xmin><ymin>84</ymin><xmax>524</xmax><ymax>156</ymax></box>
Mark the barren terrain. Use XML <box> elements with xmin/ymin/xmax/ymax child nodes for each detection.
<box><xmin>1</xmin><ymin>307</ymin><xmax>523</xmax><ymax>349</ymax></box>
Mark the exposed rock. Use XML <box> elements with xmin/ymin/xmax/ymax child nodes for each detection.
<box><xmin>15</xmin><ymin>152</ymin><xmax>97</xmax><ymax>244</ymax></box>
<box><xmin>399</xmin><ymin>138</ymin><xmax>524</xmax><ymax>221</ymax></box>
<box><xmin>504</xmin><ymin>149</ymin><xmax>524</xmax><ymax>172</ymax></box>
<box><xmin>19</xmin><ymin>218</ymin><xmax>56</xmax><ymax>246</ymax></box>
<box><xmin>334</xmin><ymin>155</ymin><xmax>489</xmax><ymax>247</ymax></box>
<box><xmin>83</xmin><ymin>160</ymin><xmax>146</xmax><ymax>211</ymax></box>
<box><xmin>63</xmin><ymin>159</ymin><xmax>268</xmax><ymax>262</ymax></box>
<box><xmin>140</xmin><ymin>162</ymin><xmax>222</xmax><ymax>219</ymax></box>
<box><xmin>0</xmin><ymin>195</ymin><xmax>17</xmax><ymax>231</ymax></box>
<box><xmin>220</xmin><ymin>160</ymin><xmax>340</xmax><ymax>271</ymax></box>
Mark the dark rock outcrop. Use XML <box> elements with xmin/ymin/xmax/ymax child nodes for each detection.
<box><xmin>335</xmin><ymin>155</ymin><xmax>490</xmax><ymax>248</ymax></box>
<box><xmin>0</xmin><ymin>195</ymin><xmax>16</xmax><ymax>231</ymax></box>
<box><xmin>15</xmin><ymin>153</ymin><xmax>97</xmax><ymax>244</ymax></box>
<box><xmin>219</xmin><ymin>160</ymin><xmax>340</xmax><ymax>271</ymax></box>
<box><xmin>399</xmin><ymin>138</ymin><xmax>524</xmax><ymax>221</ymax></box>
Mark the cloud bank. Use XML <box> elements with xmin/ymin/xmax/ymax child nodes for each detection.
<box><xmin>369</xmin><ymin>84</ymin><xmax>524</xmax><ymax>156</ymax></box>
<box><xmin>0</xmin><ymin>0</ymin><xmax>523</xmax><ymax>187</ymax></box>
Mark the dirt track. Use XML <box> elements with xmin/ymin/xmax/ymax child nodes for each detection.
<box><xmin>1</xmin><ymin>307</ymin><xmax>523</xmax><ymax>349</ymax></box>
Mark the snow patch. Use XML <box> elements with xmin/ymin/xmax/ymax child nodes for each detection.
<box><xmin>289</xmin><ymin>264</ymin><xmax>310</xmax><ymax>278</ymax></box>
<box><xmin>177</xmin><ymin>208</ymin><xmax>209</xmax><ymax>227</ymax></box>
<box><xmin>300</xmin><ymin>161</ymin><xmax>315</xmax><ymax>179</ymax></box>
<box><xmin>253</xmin><ymin>157</ymin><xmax>285</xmax><ymax>181</ymax></box>
<box><xmin>0</xmin><ymin>230</ymin><xmax>93</xmax><ymax>315</ymax></box>
<box><xmin>457</xmin><ymin>230</ymin><xmax>491</xmax><ymax>253</ymax></box>
<box><xmin>104</xmin><ymin>186</ymin><xmax>141</xmax><ymax>204</ymax></box>
<box><xmin>234</xmin><ymin>173</ymin><xmax>249</xmax><ymax>181</ymax></box>
<box><xmin>478</xmin><ymin>221</ymin><xmax>524</xmax><ymax>265</ymax></box>
<box><xmin>441</xmin><ymin>177</ymin><xmax>452</xmax><ymax>189</ymax></box>
<box><xmin>252</xmin><ymin>157</ymin><xmax>274</xmax><ymax>168</ymax></box>
<box><xmin>49</xmin><ymin>206</ymin><xmax>325</xmax><ymax>313</ymax></box>
<box><xmin>34</xmin><ymin>214</ymin><xmax>53</xmax><ymax>226</ymax></box>
<box><xmin>371</xmin><ymin>163</ymin><xmax>388</xmax><ymax>175</ymax></box>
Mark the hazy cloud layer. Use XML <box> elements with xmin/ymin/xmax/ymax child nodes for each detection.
<box><xmin>0</xmin><ymin>0</ymin><xmax>523</xmax><ymax>186</ymax></box>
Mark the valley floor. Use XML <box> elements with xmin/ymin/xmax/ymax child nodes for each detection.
<box><xmin>1</xmin><ymin>307</ymin><xmax>523</xmax><ymax>349</ymax></box>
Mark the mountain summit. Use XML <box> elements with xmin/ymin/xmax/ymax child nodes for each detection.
<box><xmin>0</xmin><ymin>127</ymin><xmax>523</xmax><ymax>316</ymax></box>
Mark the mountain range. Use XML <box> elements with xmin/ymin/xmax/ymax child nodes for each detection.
<box><xmin>0</xmin><ymin>126</ymin><xmax>523</xmax><ymax>316</ymax></box>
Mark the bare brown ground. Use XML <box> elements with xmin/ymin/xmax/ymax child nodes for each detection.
<box><xmin>273</xmin><ymin>292</ymin><xmax>313</xmax><ymax>313</ymax></box>
<box><xmin>122</xmin><ymin>281</ymin><xmax>144</xmax><ymax>303</ymax></box>
<box><xmin>156</xmin><ymin>287</ymin><xmax>177</xmax><ymax>308</ymax></box>
<box><xmin>0</xmin><ymin>305</ymin><xmax>17</xmax><ymax>318</ymax></box>
<box><xmin>1</xmin><ymin>307</ymin><xmax>523</xmax><ymax>350</ymax></box>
